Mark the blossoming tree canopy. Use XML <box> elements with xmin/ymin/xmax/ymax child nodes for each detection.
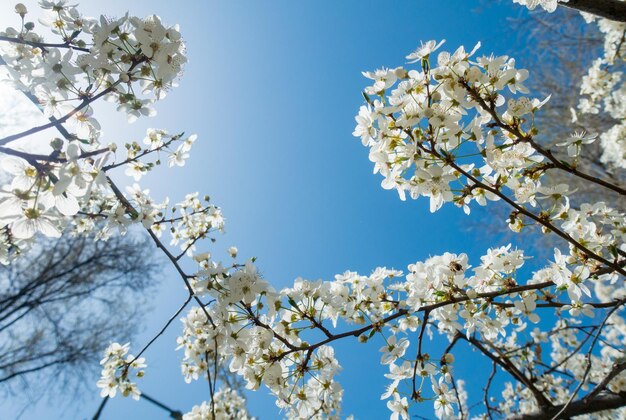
<box><xmin>0</xmin><ymin>0</ymin><xmax>625</xmax><ymax>419</ymax></box>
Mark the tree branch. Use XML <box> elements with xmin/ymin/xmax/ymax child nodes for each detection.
<box><xmin>460</xmin><ymin>81</ymin><xmax>626</xmax><ymax>197</ymax></box>
<box><xmin>561</xmin><ymin>0</ymin><xmax>626</xmax><ymax>23</ymax></box>
<box><xmin>0</xmin><ymin>35</ymin><xmax>90</xmax><ymax>53</ymax></box>
<box><xmin>0</xmin><ymin>89</ymin><xmax>112</xmax><ymax>147</ymax></box>
<box><xmin>510</xmin><ymin>391</ymin><xmax>626</xmax><ymax>419</ymax></box>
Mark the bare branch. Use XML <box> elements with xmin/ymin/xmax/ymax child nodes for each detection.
<box><xmin>510</xmin><ymin>392</ymin><xmax>626</xmax><ymax>419</ymax></box>
<box><xmin>561</xmin><ymin>0</ymin><xmax>626</xmax><ymax>22</ymax></box>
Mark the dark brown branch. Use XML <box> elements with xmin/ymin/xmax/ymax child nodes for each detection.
<box><xmin>543</xmin><ymin>326</ymin><xmax>596</xmax><ymax>376</ymax></box>
<box><xmin>482</xmin><ymin>338</ymin><xmax>553</xmax><ymax>408</ymax></box>
<box><xmin>105</xmin><ymin>175</ymin><xmax>216</xmax><ymax>328</ymax></box>
<box><xmin>436</xmin><ymin>153</ymin><xmax>626</xmax><ymax>276</ymax></box>
<box><xmin>457</xmin><ymin>333</ymin><xmax>554</xmax><ymax>409</ymax></box>
<box><xmin>510</xmin><ymin>391</ymin><xmax>626</xmax><ymax>419</ymax></box>
<box><xmin>527</xmin><ymin>136</ymin><xmax>626</xmax><ymax>196</ymax></box>
<box><xmin>0</xmin><ymin>145</ymin><xmax>110</xmax><ymax>164</ymax></box>
<box><xmin>296</xmin><ymin>306</ymin><xmax>334</xmax><ymax>339</ymax></box>
<box><xmin>484</xmin><ymin>362</ymin><xmax>498</xmax><ymax>420</ymax></box>
<box><xmin>243</xmin><ymin>305</ymin><xmax>299</xmax><ymax>351</ymax></box>
<box><xmin>92</xmin><ymin>396</ymin><xmax>109</xmax><ymax>420</ymax></box>
<box><xmin>584</xmin><ymin>361</ymin><xmax>626</xmax><ymax>403</ymax></box>
<box><xmin>205</xmin><ymin>352</ymin><xmax>216</xmax><ymax>419</ymax></box>
<box><xmin>441</xmin><ymin>333</ymin><xmax>464</xmax><ymax>418</ymax></box>
<box><xmin>0</xmin><ymin>35</ymin><xmax>90</xmax><ymax>53</ymax></box>
<box><xmin>276</xmin><ymin>280</ymin><xmax>558</xmax><ymax>364</ymax></box>
<box><xmin>491</xmin><ymin>299</ymin><xmax>624</xmax><ymax>309</ymax></box>
<box><xmin>0</xmin><ymin>146</ymin><xmax>63</xmax><ymax>163</ymax></box>
<box><xmin>141</xmin><ymin>393</ymin><xmax>183</xmax><ymax>419</ymax></box>
<box><xmin>412</xmin><ymin>310</ymin><xmax>431</xmax><ymax>398</ymax></box>
<box><xmin>561</xmin><ymin>0</ymin><xmax>626</xmax><ymax>23</ymax></box>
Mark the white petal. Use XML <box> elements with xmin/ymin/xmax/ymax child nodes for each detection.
<box><xmin>37</xmin><ymin>218</ymin><xmax>61</xmax><ymax>238</ymax></box>
<box><xmin>11</xmin><ymin>218</ymin><xmax>36</xmax><ymax>239</ymax></box>
<box><xmin>55</xmin><ymin>194</ymin><xmax>80</xmax><ymax>216</ymax></box>
<box><xmin>53</xmin><ymin>176</ymin><xmax>72</xmax><ymax>196</ymax></box>
<box><xmin>1</xmin><ymin>157</ymin><xmax>25</xmax><ymax>174</ymax></box>
<box><xmin>66</xmin><ymin>142</ymin><xmax>82</xmax><ymax>160</ymax></box>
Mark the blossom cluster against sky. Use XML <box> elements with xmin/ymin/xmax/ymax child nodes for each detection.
<box><xmin>0</xmin><ymin>0</ymin><xmax>533</xmax><ymax>418</ymax></box>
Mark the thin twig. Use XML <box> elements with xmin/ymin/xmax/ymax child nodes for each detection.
<box><xmin>0</xmin><ymin>35</ymin><xmax>90</xmax><ymax>52</ymax></box>
<box><xmin>128</xmin><ymin>294</ymin><xmax>193</xmax><ymax>364</ymax></box>
<box><xmin>484</xmin><ymin>362</ymin><xmax>497</xmax><ymax>420</ymax></box>
<box><xmin>550</xmin><ymin>299</ymin><xmax>626</xmax><ymax>419</ymax></box>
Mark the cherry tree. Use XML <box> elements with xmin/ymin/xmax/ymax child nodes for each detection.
<box><xmin>0</xmin><ymin>1</ymin><xmax>624</xmax><ymax>419</ymax></box>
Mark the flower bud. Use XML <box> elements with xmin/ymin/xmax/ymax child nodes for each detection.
<box><xmin>394</xmin><ymin>67</ymin><xmax>408</xmax><ymax>79</ymax></box>
<box><xmin>193</xmin><ymin>252</ymin><xmax>210</xmax><ymax>262</ymax></box>
<box><xmin>50</xmin><ymin>137</ymin><xmax>64</xmax><ymax>151</ymax></box>
<box><xmin>24</xmin><ymin>21</ymin><xmax>34</xmax><ymax>31</ymax></box>
<box><xmin>15</xmin><ymin>3</ymin><xmax>27</xmax><ymax>17</ymax></box>
<box><xmin>228</xmin><ymin>246</ymin><xmax>238</xmax><ymax>258</ymax></box>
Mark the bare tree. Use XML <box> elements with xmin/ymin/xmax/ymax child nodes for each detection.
<box><xmin>0</xmin><ymin>230</ymin><xmax>161</xmax><ymax>400</ymax></box>
<box><xmin>0</xmin><ymin>227</ymin><xmax>248</xmax><ymax>417</ymax></box>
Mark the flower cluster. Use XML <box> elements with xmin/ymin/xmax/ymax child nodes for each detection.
<box><xmin>96</xmin><ymin>342</ymin><xmax>146</xmax><ymax>400</ymax></box>
<box><xmin>1</xmin><ymin>1</ymin><xmax>186</xmax><ymax>127</ymax></box>
<box><xmin>170</xmin><ymin>233</ymin><xmax>624</xmax><ymax>419</ymax></box>
<box><xmin>179</xmin><ymin>255</ymin><xmax>345</xmax><ymax>419</ymax></box>
<box><xmin>512</xmin><ymin>0</ymin><xmax>568</xmax><ymax>13</ymax></box>
<box><xmin>353</xmin><ymin>40</ymin><xmax>625</xmax><ymax>279</ymax></box>
<box><xmin>348</xmin><ymin>30</ymin><xmax>625</xmax><ymax>417</ymax></box>
<box><xmin>0</xmin><ymin>1</ymin><xmax>197</xmax><ymax>264</ymax></box>
<box><xmin>0</xmin><ymin>128</ymin><xmax>200</xmax><ymax>253</ymax></box>
<box><xmin>183</xmin><ymin>388</ymin><xmax>254</xmax><ymax>420</ymax></box>
<box><xmin>353</xmin><ymin>40</ymin><xmax>550</xmax><ymax>213</ymax></box>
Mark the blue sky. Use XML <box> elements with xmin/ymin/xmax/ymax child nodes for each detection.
<box><xmin>0</xmin><ymin>1</ymin><xmax>543</xmax><ymax>418</ymax></box>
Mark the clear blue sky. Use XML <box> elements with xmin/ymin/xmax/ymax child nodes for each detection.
<box><xmin>1</xmin><ymin>1</ymin><xmax>540</xmax><ymax>418</ymax></box>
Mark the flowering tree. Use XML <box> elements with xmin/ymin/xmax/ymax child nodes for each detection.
<box><xmin>0</xmin><ymin>1</ymin><xmax>625</xmax><ymax>419</ymax></box>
